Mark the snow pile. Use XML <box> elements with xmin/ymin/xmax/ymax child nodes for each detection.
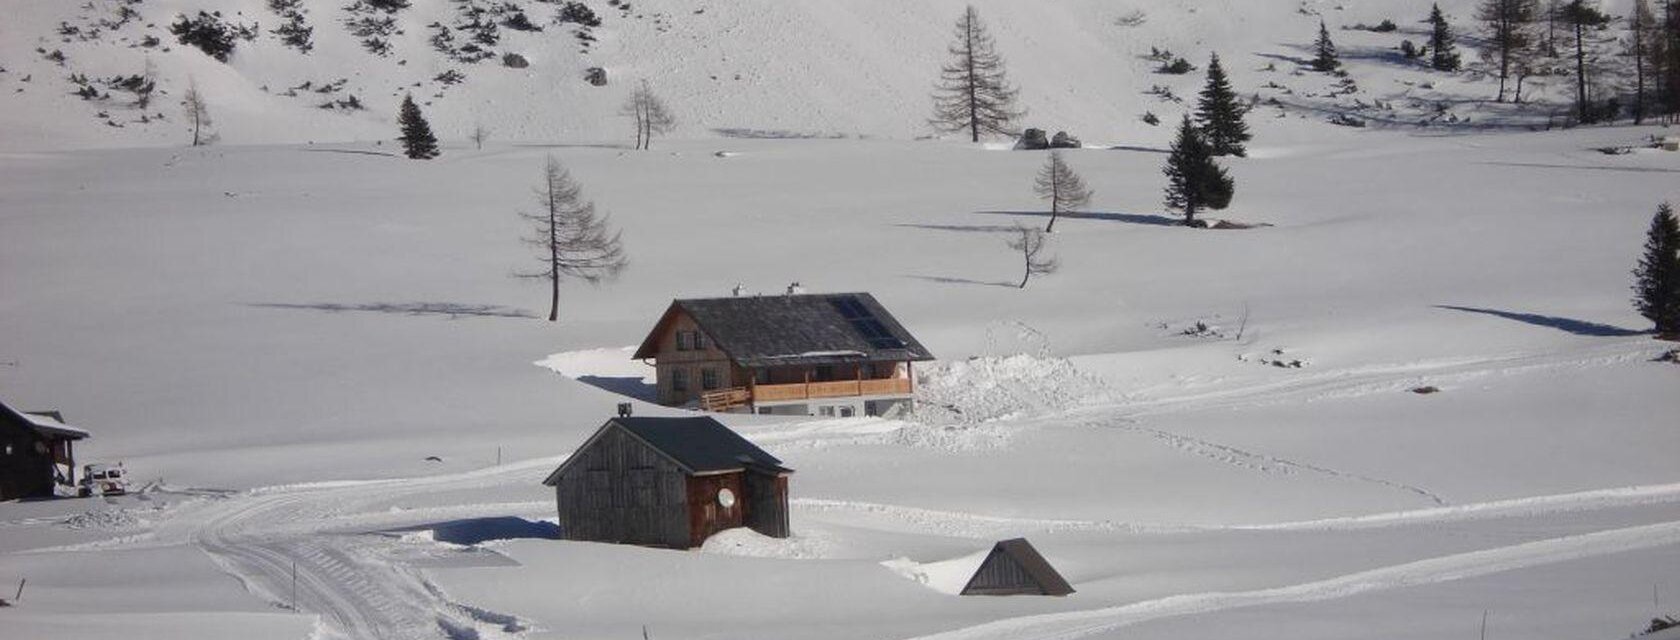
<box><xmin>880</xmin><ymin>550</ymin><xmax>988</xmax><ymax>595</ymax></box>
<box><xmin>699</xmin><ymin>527</ymin><xmax>836</xmax><ymax>560</ymax></box>
<box><xmin>914</xmin><ymin>353</ymin><xmax>1113</xmax><ymax>424</ymax></box>
<box><xmin>62</xmin><ymin>508</ymin><xmax>143</xmax><ymax>531</ymax></box>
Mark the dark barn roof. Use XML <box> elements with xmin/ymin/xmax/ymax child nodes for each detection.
<box><xmin>632</xmin><ymin>293</ymin><xmax>934</xmax><ymax>367</ymax></box>
<box><xmin>960</xmin><ymin>538</ymin><xmax>1076</xmax><ymax>597</ymax></box>
<box><xmin>544</xmin><ymin>416</ymin><xmax>789</xmax><ymax>485</ymax></box>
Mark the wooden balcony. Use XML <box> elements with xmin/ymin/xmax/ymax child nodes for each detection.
<box><xmin>700</xmin><ymin>378</ymin><xmax>912</xmax><ymax>411</ymax></box>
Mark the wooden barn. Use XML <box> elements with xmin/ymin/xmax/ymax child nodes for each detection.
<box><xmin>632</xmin><ymin>291</ymin><xmax>934</xmax><ymax>417</ymax></box>
<box><xmin>543</xmin><ymin>415</ymin><xmax>792</xmax><ymax>549</ymax></box>
<box><xmin>960</xmin><ymin>538</ymin><xmax>1076</xmax><ymax>597</ymax></box>
<box><xmin>1</xmin><ymin>399</ymin><xmax>90</xmax><ymax>501</ymax></box>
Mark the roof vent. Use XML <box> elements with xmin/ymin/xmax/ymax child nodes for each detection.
<box><xmin>786</xmin><ymin>282</ymin><xmax>805</xmax><ymax>296</ymax></box>
<box><xmin>617</xmin><ymin>402</ymin><xmax>632</xmax><ymax>418</ymax></box>
<box><xmin>732</xmin><ymin>284</ymin><xmax>745</xmax><ymax>297</ymax></box>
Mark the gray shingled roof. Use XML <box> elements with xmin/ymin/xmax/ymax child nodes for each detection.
<box><xmin>633</xmin><ymin>293</ymin><xmax>933</xmax><ymax>367</ymax></box>
<box><xmin>544</xmin><ymin>416</ymin><xmax>789</xmax><ymax>485</ymax></box>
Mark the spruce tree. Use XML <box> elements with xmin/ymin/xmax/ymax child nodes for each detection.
<box><xmin>397</xmin><ymin>94</ymin><xmax>440</xmax><ymax>160</ymax></box>
<box><xmin>1313</xmin><ymin>20</ymin><xmax>1341</xmax><ymax>72</ymax></box>
<box><xmin>930</xmin><ymin>6</ymin><xmax>1025</xmax><ymax>142</ymax></box>
<box><xmin>1195</xmin><ymin>53</ymin><xmax>1252</xmax><ymax>157</ymax></box>
<box><xmin>1633</xmin><ymin>202</ymin><xmax>1680</xmax><ymax>335</ymax></box>
<box><xmin>1429</xmin><ymin>4</ymin><xmax>1464</xmax><ymax>70</ymax></box>
<box><xmin>1163</xmin><ymin>116</ymin><xmax>1234</xmax><ymax>227</ymax></box>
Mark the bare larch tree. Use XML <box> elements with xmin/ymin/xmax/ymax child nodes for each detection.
<box><xmin>1033</xmin><ymin>150</ymin><xmax>1092</xmax><ymax>234</ymax></box>
<box><xmin>930</xmin><ymin>6</ymin><xmax>1024</xmax><ymax>142</ymax></box>
<box><xmin>1477</xmin><ymin>0</ymin><xmax>1539</xmax><ymax>102</ymax></box>
<box><xmin>182</xmin><ymin>79</ymin><xmax>213</xmax><ymax>146</ymax></box>
<box><xmin>620</xmin><ymin>81</ymin><xmax>676</xmax><ymax>150</ymax></box>
<box><xmin>470</xmin><ymin>123</ymin><xmax>491</xmax><ymax>150</ymax></box>
<box><xmin>1007</xmin><ymin>224</ymin><xmax>1058</xmax><ymax>289</ymax></box>
<box><xmin>518</xmin><ymin>156</ymin><xmax>628</xmax><ymax>322</ymax></box>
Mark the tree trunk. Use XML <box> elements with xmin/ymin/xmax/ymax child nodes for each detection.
<box><xmin>1574</xmin><ymin>19</ymin><xmax>1589</xmax><ymax>122</ymax></box>
<box><xmin>965</xmin><ymin>13</ymin><xmax>979</xmax><ymax>143</ymax></box>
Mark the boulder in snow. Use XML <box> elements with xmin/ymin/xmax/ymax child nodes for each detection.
<box><xmin>585</xmin><ymin>67</ymin><xmax>608</xmax><ymax>86</ymax></box>
<box><xmin>1014</xmin><ymin>128</ymin><xmax>1049</xmax><ymax>150</ymax></box>
<box><xmin>1049</xmin><ymin>131</ymin><xmax>1081</xmax><ymax>149</ymax></box>
<box><xmin>502</xmin><ymin>53</ymin><xmax>530</xmax><ymax>69</ymax></box>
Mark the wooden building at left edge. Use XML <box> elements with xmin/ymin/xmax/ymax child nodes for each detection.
<box><xmin>1</xmin><ymin>399</ymin><xmax>90</xmax><ymax>501</ymax></box>
<box><xmin>543</xmin><ymin>415</ymin><xmax>792</xmax><ymax>549</ymax></box>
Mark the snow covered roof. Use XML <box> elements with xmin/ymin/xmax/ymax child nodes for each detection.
<box><xmin>544</xmin><ymin>416</ymin><xmax>789</xmax><ymax>485</ymax></box>
<box><xmin>0</xmin><ymin>399</ymin><xmax>90</xmax><ymax>440</ymax></box>
<box><xmin>632</xmin><ymin>292</ymin><xmax>934</xmax><ymax>367</ymax></box>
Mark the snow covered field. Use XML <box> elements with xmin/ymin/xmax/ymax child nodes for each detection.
<box><xmin>4</xmin><ymin>0</ymin><xmax>1680</xmax><ymax>639</ymax></box>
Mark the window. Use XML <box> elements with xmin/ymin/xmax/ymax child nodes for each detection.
<box><xmin>701</xmin><ymin>367</ymin><xmax>720</xmax><ymax>391</ymax></box>
<box><xmin>676</xmin><ymin>331</ymin><xmax>692</xmax><ymax>351</ymax></box>
<box><xmin>818</xmin><ymin>406</ymin><xmax>836</xmax><ymax>417</ymax></box>
<box><xmin>839</xmin><ymin>406</ymin><xmax>855</xmax><ymax>418</ymax></box>
<box><xmin>814</xmin><ymin>365</ymin><xmax>835</xmax><ymax>382</ymax></box>
<box><xmin>754</xmin><ymin>368</ymin><xmax>770</xmax><ymax>385</ymax></box>
<box><xmin>694</xmin><ymin>332</ymin><xmax>708</xmax><ymax>350</ymax></box>
<box><xmin>671</xmin><ymin>368</ymin><xmax>689</xmax><ymax>392</ymax></box>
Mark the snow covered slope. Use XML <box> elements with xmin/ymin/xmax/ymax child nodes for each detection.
<box><xmin>0</xmin><ymin>0</ymin><xmax>1605</xmax><ymax>150</ymax></box>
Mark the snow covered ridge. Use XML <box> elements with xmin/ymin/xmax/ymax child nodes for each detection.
<box><xmin>0</xmin><ymin>0</ymin><xmax>1614</xmax><ymax>149</ymax></box>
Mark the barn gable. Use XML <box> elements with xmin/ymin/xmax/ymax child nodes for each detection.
<box><xmin>960</xmin><ymin>538</ymin><xmax>1075</xmax><ymax>596</ymax></box>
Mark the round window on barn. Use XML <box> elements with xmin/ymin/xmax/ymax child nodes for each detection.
<box><xmin>717</xmin><ymin>487</ymin><xmax>736</xmax><ymax>508</ymax></box>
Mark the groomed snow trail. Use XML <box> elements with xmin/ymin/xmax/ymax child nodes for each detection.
<box><xmin>149</xmin><ymin>459</ymin><xmax>561</xmax><ymax>640</ymax></box>
<box><xmin>904</xmin><ymin>520</ymin><xmax>1680</xmax><ymax>640</ymax></box>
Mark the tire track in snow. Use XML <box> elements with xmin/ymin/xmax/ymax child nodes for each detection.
<box><xmin>905</xmin><ymin>519</ymin><xmax>1680</xmax><ymax>640</ymax></box>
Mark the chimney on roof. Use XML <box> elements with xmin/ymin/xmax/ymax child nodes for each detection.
<box><xmin>732</xmin><ymin>284</ymin><xmax>745</xmax><ymax>297</ymax></box>
<box><xmin>617</xmin><ymin>402</ymin><xmax>632</xmax><ymax>418</ymax></box>
<box><xmin>786</xmin><ymin>282</ymin><xmax>805</xmax><ymax>296</ymax></box>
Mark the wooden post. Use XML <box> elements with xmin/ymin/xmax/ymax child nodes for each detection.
<box><xmin>15</xmin><ymin>577</ymin><xmax>25</xmax><ymax>601</ymax></box>
<box><xmin>1480</xmin><ymin>610</ymin><xmax>1488</xmax><ymax>640</ymax></box>
<box><xmin>291</xmin><ymin>561</ymin><xmax>297</xmax><ymax>612</ymax></box>
<box><xmin>802</xmin><ymin>369</ymin><xmax>810</xmax><ymax>399</ymax></box>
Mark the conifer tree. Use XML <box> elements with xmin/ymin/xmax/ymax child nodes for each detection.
<box><xmin>1163</xmin><ymin>116</ymin><xmax>1234</xmax><ymax>227</ymax></box>
<box><xmin>1630</xmin><ymin>0</ymin><xmax>1657</xmax><ymax>124</ymax></box>
<box><xmin>1429</xmin><ymin>4</ymin><xmax>1464</xmax><ymax>70</ymax></box>
<box><xmin>930</xmin><ymin>6</ymin><xmax>1024</xmax><ymax>142</ymax></box>
<box><xmin>1194</xmin><ymin>53</ymin><xmax>1252</xmax><ymax>157</ymax></box>
<box><xmin>518</xmin><ymin>156</ymin><xmax>628</xmax><ymax>322</ymax></box>
<box><xmin>1633</xmin><ymin>202</ymin><xmax>1680</xmax><ymax>335</ymax></box>
<box><xmin>1032</xmin><ymin>150</ymin><xmax>1093</xmax><ymax>233</ymax></box>
<box><xmin>397</xmin><ymin>94</ymin><xmax>440</xmax><ymax>159</ymax></box>
<box><xmin>1558</xmin><ymin>0</ymin><xmax>1612</xmax><ymax>123</ymax></box>
<box><xmin>1312</xmin><ymin>20</ymin><xmax>1341</xmax><ymax>72</ymax></box>
<box><xmin>1478</xmin><ymin>0</ymin><xmax>1540</xmax><ymax>102</ymax></box>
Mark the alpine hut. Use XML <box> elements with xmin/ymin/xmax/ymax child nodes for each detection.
<box><xmin>632</xmin><ymin>290</ymin><xmax>934</xmax><ymax>417</ymax></box>
<box><xmin>960</xmin><ymin>538</ymin><xmax>1076</xmax><ymax>597</ymax></box>
<box><xmin>1</xmin><ymin>399</ymin><xmax>90</xmax><ymax>501</ymax></box>
<box><xmin>543</xmin><ymin>415</ymin><xmax>792</xmax><ymax>548</ymax></box>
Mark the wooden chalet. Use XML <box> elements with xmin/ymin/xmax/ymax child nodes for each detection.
<box><xmin>543</xmin><ymin>415</ymin><xmax>792</xmax><ymax>549</ymax></box>
<box><xmin>960</xmin><ymin>538</ymin><xmax>1076</xmax><ymax>597</ymax></box>
<box><xmin>632</xmin><ymin>292</ymin><xmax>934</xmax><ymax>416</ymax></box>
<box><xmin>1</xmin><ymin>399</ymin><xmax>90</xmax><ymax>501</ymax></box>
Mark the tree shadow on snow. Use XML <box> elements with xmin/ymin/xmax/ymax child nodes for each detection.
<box><xmin>977</xmin><ymin>210</ymin><xmax>1184</xmax><ymax>227</ymax></box>
<box><xmin>575</xmin><ymin>375</ymin><xmax>659</xmax><ymax>403</ymax></box>
<box><xmin>893</xmin><ymin>223</ymin><xmax>1019</xmax><ymax>233</ymax></box>
<box><xmin>902</xmin><ymin>275</ymin><xmax>1018</xmax><ymax>288</ymax></box>
<box><xmin>1434</xmin><ymin>305</ymin><xmax>1646</xmax><ymax>337</ymax></box>
<box><xmin>1476</xmin><ymin>162</ymin><xmax>1680</xmax><ymax>175</ymax></box>
<box><xmin>249</xmin><ymin>302</ymin><xmax>537</xmax><ymax>320</ymax></box>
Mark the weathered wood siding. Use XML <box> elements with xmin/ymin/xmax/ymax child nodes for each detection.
<box><xmin>743</xmin><ymin>471</ymin><xmax>790</xmax><ymax>539</ymax></box>
<box><xmin>685</xmin><ymin>473</ymin><xmax>745</xmax><ymax>547</ymax></box>
<box><xmin>962</xmin><ymin>550</ymin><xmax>1042</xmax><ymax>596</ymax></box>
<box><xmin>650</xmin><ymin>310</ymin><xmax>736</xmax><ymax>406</ymax></box>
<box><xmin>0</xmin><ymin>415</ymin><xmax>54</xmax><ymax>501</ymax></box>
<box><xmin>553</xmin><ymin>426</ymin><xmax>690</xmax><ymax>548</ymax></box>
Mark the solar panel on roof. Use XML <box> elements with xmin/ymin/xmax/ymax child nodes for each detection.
<box><xmin>828</xmin><ymin>297</ymin><xmax>907</xmax><ymax>350</ymax></box>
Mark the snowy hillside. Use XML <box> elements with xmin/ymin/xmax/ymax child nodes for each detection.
<box><xmin>3</xmin><ymin>1</ymin><xmax>1680</xmax><ymax>640</ymax></box>
<box><xmin>0</xmin><ymin>0</ymin><xmax>1618</xmax><ymax>150</ymax></box>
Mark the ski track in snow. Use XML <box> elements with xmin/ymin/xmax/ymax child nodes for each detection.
<box><xmin>903</xmin><ymin>520</ymin><xmax>1680</xmax><ymax>640</ymax></box>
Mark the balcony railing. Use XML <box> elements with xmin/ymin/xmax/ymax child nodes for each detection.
<box><xmin>700</xmin><ymin>378</ymin><xmax>912</xmax><ymax>411</ymax></box>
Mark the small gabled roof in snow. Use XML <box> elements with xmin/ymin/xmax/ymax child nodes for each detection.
<box><xmin>543</xmin><ymin>416</ymin><xmax>789</xmax><ymax>485</ymax></box>
<box><xmin>0</xmin><ymin>399</ymin><xmax>90</xmax><ymax>440</ymax></box>
<box><xmin>960</xmin><ymin>538</ymin><xmax>1075</xmax><ymax>597</ymax></box>
<box><xmin>631</xmin><ymin>292</ymin><xmax>934</xmax><ymax>367</ymax></box>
